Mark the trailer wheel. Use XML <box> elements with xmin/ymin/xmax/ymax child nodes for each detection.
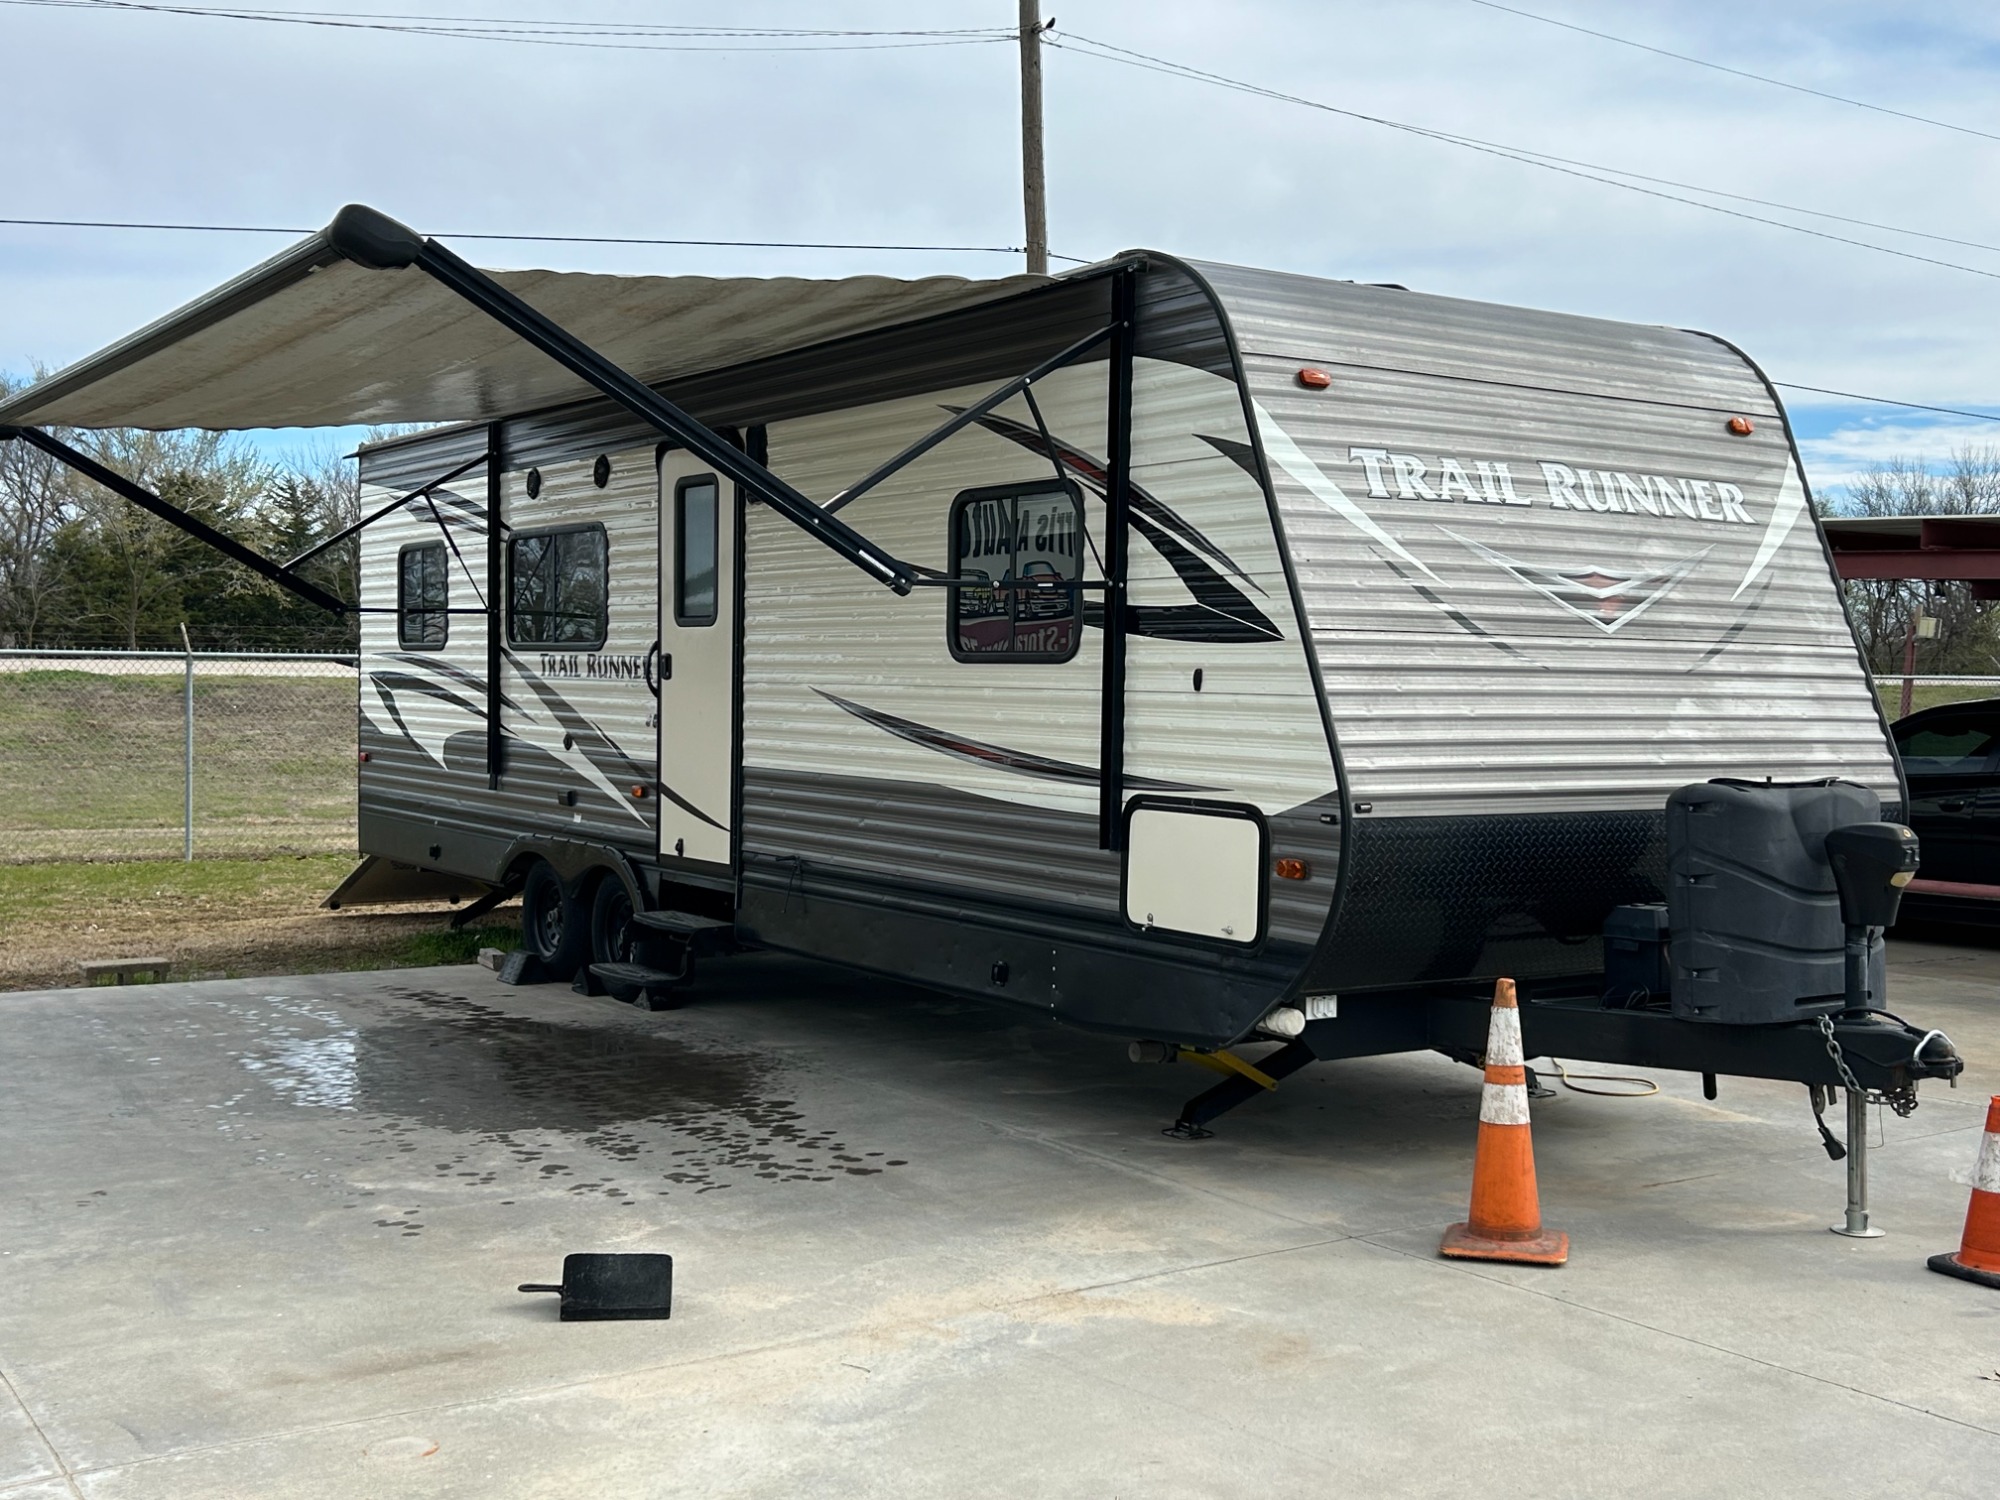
<box><xmin>519</xmin><ymin>861</ymin><xmax>585</xmax><ymax>980</ymax></box>
<box><xmin>590</xmin><ymin>876</ymin><xmax>638</xmax><ymax>966</ymax></box>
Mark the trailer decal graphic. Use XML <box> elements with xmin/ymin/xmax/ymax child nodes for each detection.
<box><xmin>1442</xmin><ymin>529</ymin><xmax>1712</xmax><ymax>634</ymax></box>
<box><xmin>1247</xmin><ymin>406</ymin><xmax>1441</xmax><ymax>580</ymax></box>
<box><xmin>1378</xmin><ymin>556</ymin><xmax>1539</xmax><ymax>664</ymax></box>
<box><xmin>428</xmin><ymin>489</ymin><xmax>491</xmax><ymax>527</ymax></box>
<box><xmin>507</xmin><ymin>655</ymin><xmax>660</xmax><ymax>827</ymax></box>
<box><xmin>369</xmin><ymin>671</ymin><xmax>489</xmax><ymax>723</ymax></box>
<box><xmin>1119</xmin><ymin>511</ymin><xmax>1282</xmax><ymax>641</ymax></box>
<box><xmin>955</xmin><ymin>409</ymin><xmax>1263</xmax><ymax>592</ymax></box>
<box><xmin>535</xmin><ymin>653</ymin><xmax>650</xmax><ymax>680</ymax></box>
<box><xmin>386</xmin><ymin>652</ymin><xmax>523</xmax><ymax>715</ymax></box>
<box><xmin>365</xmin><ymin>669</ymin><xmax>505</xmax><ymax>768</ymax></box>
<box><xmin>952</xmin><ymin>410</ymin><xmax>1283</xmax><ymax>642</ymax></box>
<box><xmin>813</xmin><ymin>690</ymin><xmax>1213</xmax><ymax>792</ymax></box>
<box><xmin>1733</xmin><ymin>474</ymin><xmax>1809</xmax><ymax>600</ymax></box>
<box><xmin>1686</xmin><ymin>575</ymin><xmax>1777</xmax><ymax>672</ymax></box>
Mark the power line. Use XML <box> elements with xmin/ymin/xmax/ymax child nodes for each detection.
<box><xmin>3</xmin><ymin>1</ymin><xmax>1017</xmax><ymax>51</ymax></box>
<box><xmin>0</xmin><ymin>216</ymin><xmax>1098</xmax><ymax>260</ymax></box>
<box><xmin>1433</xmin><ymin>140</ymin><xmax>2000</xmax><ymax>261</ymax></box>
<box><xmin>1046</xmin><ymin>32</ymin><xmax>2000</xmax><ymax>285</ymax></box>
<box><xmin>1773</xmin><ymin>385</ymin><xmax>2000</xmax><ymax>425</ymax></box>
<box><xmin>1461</xmin><ymin>0</ymin><xmax>2000</xmax><ymax>146</ymax></box>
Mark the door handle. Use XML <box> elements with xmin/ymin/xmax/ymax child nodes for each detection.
<box><xmin>644</xmin><ymin>641</ymin><xmax>661</xmax><ymax>697</ymax></box>
<box><xmin>1940</xmin><ymin>798</ymin><xmax>1970</xmax><ymax>812</ymax></box>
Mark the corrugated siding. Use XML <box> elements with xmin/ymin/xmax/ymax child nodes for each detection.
<box><xmin>357</xmin><ymin>442</ymin><xmax>659</xmax><ymax>857</ymax></box>
<box><xmin>356</xmin><ymin>472</ymin><xmax>492</xmax><ymax>825</ymax></box>
<box><xmin>743</xmin><ymin>351</ymin><xmax>1337</xmax><ymax>944</ymax></box>
<box><xmin>745</xmin><ymin>365</ymin><xmax>1114</xmax><ymax>916</ymax></box>
<box><xmin>1195</xmin><ymin>261</ymin><xmax>1896</xmax><ymax>819</ymax></box>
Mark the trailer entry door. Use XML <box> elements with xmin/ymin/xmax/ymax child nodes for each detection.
<box><xmin>657</xmin><ymin>453</ymin><xmax>739</xmax><ymax>874</ymax></box>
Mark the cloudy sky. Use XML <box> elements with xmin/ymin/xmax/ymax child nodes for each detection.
<box><xmin>4</xmin><ymin>0</ymin><xmax>1998</xmax><ymax>499</ymax></box>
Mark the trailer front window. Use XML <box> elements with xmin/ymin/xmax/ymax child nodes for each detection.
<box><xmin>397</xmin><ymin>543</ymin><xmax>449</xmax><ymax>648</ymax></box>
<box><xmin>947</xmin><ymin>481</ymin><xmax>1084</xmax><ymax>662</ymax></box>
<box><xmin>508</xmin><ymin>525</ymin><xmax>609</xmax><ymax>648</ymax></box>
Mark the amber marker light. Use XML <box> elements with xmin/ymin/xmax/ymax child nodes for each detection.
<box><xmin>1297</xmin><ymin>367</ymin><xmax>1333</xmax><ymax>389</ymax></box>
<box><xmin>1727</xmin><ymin>415</ymin><xmax>1755</xmax><ymax>435</ymax></box>
<box><xmin>1274</xmin><ymin>857</ymin><xmax>1312</xmax><ymax>881</ymax></box>
<box><xmin>631</xmin><ymin>784</ymin><xmax>649</xmax><ymax>799</ymax></box>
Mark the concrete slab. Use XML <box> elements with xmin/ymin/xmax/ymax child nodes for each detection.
<box><xmin>0</xmin><ymin>944</ymin><xmax>1995</xmax><ymax>1497</ymax></box>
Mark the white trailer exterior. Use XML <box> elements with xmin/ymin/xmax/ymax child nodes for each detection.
<box><xmin>1</xmin><ymin>209</ymin><xmax>1940</xmax><ymax>1125</ymax></box>
<box><xmin>325</xmin><ymin>250</ymin><xmax>1895</xmax><ymax>1048</ymax></box>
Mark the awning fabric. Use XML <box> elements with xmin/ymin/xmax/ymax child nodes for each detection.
<box><xmin>0</xmin><ymin>224</ymin><xmax>1043</xmax><ymax>431</ymax></box>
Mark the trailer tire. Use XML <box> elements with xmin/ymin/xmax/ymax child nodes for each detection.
<box><xmin>590</xmin><ymin>875</ymin><xmax>638</xmax><ymax>967</ymax></box>
<box><xmin>520</xmin><ymin>860</ymin><xmax>585</xmax><ymax>981</ymax></box>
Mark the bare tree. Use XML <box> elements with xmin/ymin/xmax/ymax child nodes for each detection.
<box><xmin>0</xmin><ymin>383</ymin><xmax>394</xmax><ymax>648</ymax></box>
<box><xmin>0</xmin><ymin>406</ymin><xmax>79</xmax><ymax>646</ymax></box>
<box><xmin>1821</xmin><ymin>446</ymin><xmax>2000</xmax><ymax>676</ymax></box>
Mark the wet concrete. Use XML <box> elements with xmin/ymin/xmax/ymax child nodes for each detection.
<box><xmin>236</xmin><ymin>986</ymin><xmax>905</xmax><ymax>1212</ymax></box>
<box><xmin>1</xmin><ymin>945</ymin><xmax>1997</xmax><ymax>1497</ymax></box>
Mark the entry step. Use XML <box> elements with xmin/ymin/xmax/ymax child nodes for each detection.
<box><xmin>632</xmin><ymin>910</ymin><xmax>735</xmax><ymax>955</ymax></box>
<box><xmin>632</xmin><ymin>910</ymin><xmax>732</xmax><ymax>937</ymax></box>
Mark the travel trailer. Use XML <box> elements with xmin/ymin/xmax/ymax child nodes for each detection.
<box><xmin>0</xmin><ymin>206</ymin><xmax>1958</xmax><ymax>1166</ymax></box>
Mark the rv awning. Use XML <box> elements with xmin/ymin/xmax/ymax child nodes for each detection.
<box><xmin>0</xmin><ymin>222</ymin><xmax>1043</xmax><ymax>431</ymax></box>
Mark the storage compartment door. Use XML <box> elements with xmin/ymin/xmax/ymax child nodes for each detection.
<box><xmin>657</xmin><ymin>453</ymin><xmax>738</xmax><ymax>871</ymax></box>
<box><xmin>1123</xmin><ymin>802</ymin><xmax>1266</xmax><ymax>944</ymax></box>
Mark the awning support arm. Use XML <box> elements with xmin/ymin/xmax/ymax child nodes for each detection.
<box><xmin>822</xmin><ymin>320</ymin><xmax>1119</xmax><ymax>515</ymax></box>
<box><xmin>420</xmin><ymin>491</ymin><xmax>488</xmax><ymax>612</ymax></box>
<box><xmin>1019</xmin><ymin>381</ymin><xmax>1072</xmax><ymax>494</ymax></box>
<box><xmin>0</xmin><ymin>424</ymin><xmax>348</xmax><ymax>615</ymax></box>
<box><xmin>326</xmin><ymin>205</ymin><xmax>917</xmax><ymax>595</ymax></box>
<box><xmin>280</xmin><ymin>450</ymin><xmax>489</xmax><ymax>572</ymax></box>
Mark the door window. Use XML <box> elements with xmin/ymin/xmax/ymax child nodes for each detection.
<box><xmin>675</xmin><ymin>476</ymin><xmax>720</xmax><ymax>627</ymax></box>
<box><xmin>947</xmin><ymin>481</ymin><xmax>1084</xmax><ymax>662</ymax></box>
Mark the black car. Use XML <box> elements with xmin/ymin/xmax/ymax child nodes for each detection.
<box><xmin>1890</xmin><ymin>697</ymin><xmax>2000</xmax><ymax>925</ymax></box>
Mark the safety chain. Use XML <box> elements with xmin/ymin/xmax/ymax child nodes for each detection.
<box><xmin>1815</xmin><ymin>1015</ymin><xmax>1919</xmax><ymax>1118</ymax></box>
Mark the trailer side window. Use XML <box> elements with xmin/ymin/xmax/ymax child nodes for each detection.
<box><xmin>947</xmin><ymin>482</ymin><xmax>1084</xmax><ymax>662</ymax></box>
<box><xmin>675</xmin><ymin>476</ymin><xmax>720</xmax><ymax>626</ymax></box>
<box><xmin>397</xmin><ymin>543</ymin><xmax>449</xmax><ymax>648</ymax></box>
<box><xmin>508</xmin><ymin>525</ymin><xmax>609</xmax><ymax>648</ymax></box>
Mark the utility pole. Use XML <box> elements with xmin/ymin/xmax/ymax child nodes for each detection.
<box><xmin>1018</xmin><ymin>2</ymin><xmax>1049</xmax><ymax>275</ymax></box>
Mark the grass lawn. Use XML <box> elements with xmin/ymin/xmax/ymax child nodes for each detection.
<box><xmin>0</xmin><ymin>854</ymin><xmax>518</xmax><ymax>992</ymax></box>
<box><xmin>0</xmin><ymin>670</ymin><xmax>356</xmax><ymax>861</ymax></box>
<box><xmin>1877</xmin><ymin>682</ymin><xmax>2000</xmax><ymax>720</ymax></box>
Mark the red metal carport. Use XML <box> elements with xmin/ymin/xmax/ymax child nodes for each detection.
<box><xmin>1823</xmin><ymin>516</ymin><xmax>2000</xmax><ymax>910</ymax></box>
<box><xmin>1822</xmin><ymin>514</ymin><xmax>2000</xmax><ymax>716</ymax></box>
<box><xmin>1821</xmin><ymin>515</ymin><xmax>2000</xmax><ymax>597</ymax></box>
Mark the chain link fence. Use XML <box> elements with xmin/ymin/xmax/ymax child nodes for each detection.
<box><xmin>2</xmin><ymin>651</ymin><xmax>1997</xmax><ymax>866</ymax></box>
<box><xmin>0</xmin><ymin>650</ymin><xmax>358</xmax><ymax>863</ymax></box>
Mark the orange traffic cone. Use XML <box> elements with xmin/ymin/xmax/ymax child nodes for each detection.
<box><xmin>1440</xmin><ymin>978</ymin><xmax>1569</xmax><ymax>1266</ymax></box>
<box><xmin>1928</xmin><ymin>1095</ymin><xmax>2000</xmax><ymax>1290</ymax></box>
